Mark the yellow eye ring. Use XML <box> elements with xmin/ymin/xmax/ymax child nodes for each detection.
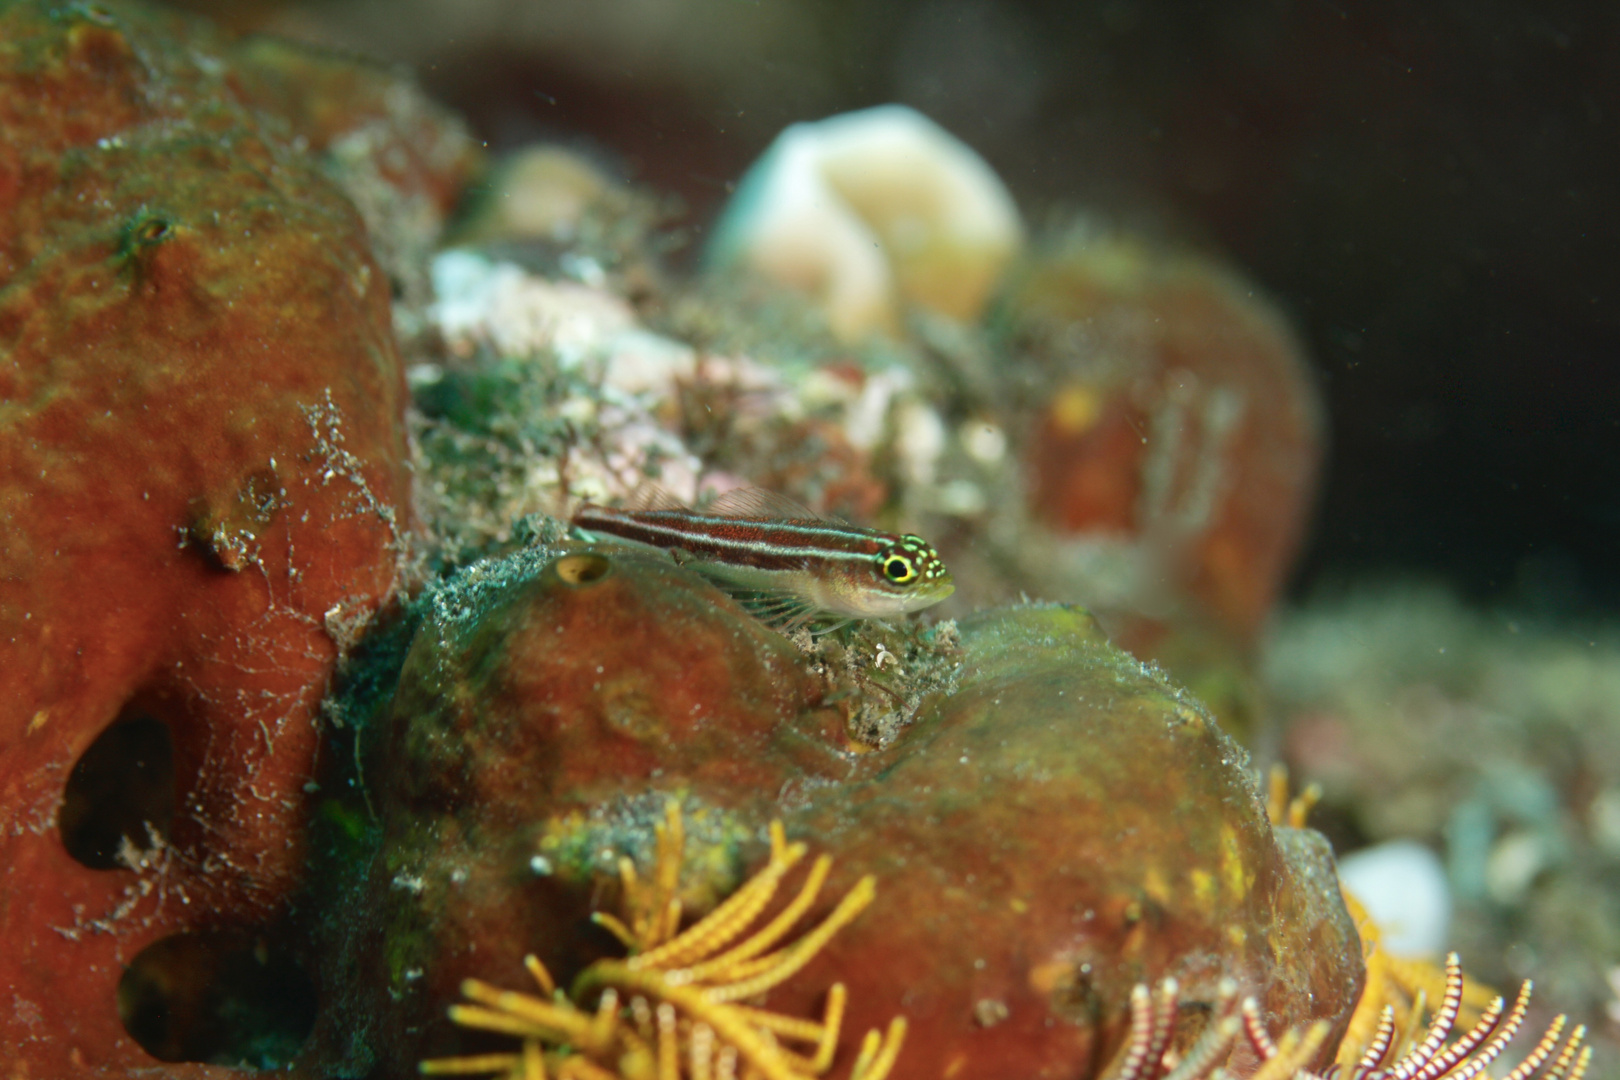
<box><xmin>882</xmin><ymin>554</ymin><xmax>916</xmax><ymax>584</ymax></box>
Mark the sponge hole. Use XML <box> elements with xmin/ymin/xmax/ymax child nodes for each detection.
<box><xmin>118</xmin><ymin>930</ymin><xmax>316</xmax><ymax>1068</ymax></box>
<box><xmin>552</xmin><ymin>552</ymin><xmax>613</xmax><ymax>585</ymax></box>
<box><xmin>59</xmin><ymin>711</ymin><xmax>175</xmax><ymax>869</ymax></box>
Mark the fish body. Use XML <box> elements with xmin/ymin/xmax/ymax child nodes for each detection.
<box><xmin>570</xmin><ymin>490</ymin><xmax>953</xmax><ymax>630</ymax></box>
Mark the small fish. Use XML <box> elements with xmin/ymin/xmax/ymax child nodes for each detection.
<box><xmin>570</xmin><ymin>488</ymin><xmax>954</xmax><ymax>631</ymax></box>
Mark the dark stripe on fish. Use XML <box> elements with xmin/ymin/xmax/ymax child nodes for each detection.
<box><xmin>572</xmin><ymin>506</ymin><xmax>887</xmax><ymax>571</ymax></box>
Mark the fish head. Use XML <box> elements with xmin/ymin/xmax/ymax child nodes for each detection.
<box><xmin>825</xmin><ymin>533</ymin><xmax>954</xmax><ymax>617</ymax></box>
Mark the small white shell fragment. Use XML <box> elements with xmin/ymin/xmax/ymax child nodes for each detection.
<box><xmin>707</xmin><ymin>104</ymin><xmax>1023</xmax><ymax>341</ymax></box>
<box><xmin>961</xmin><ymin>419</ymin><xmax>1008</xmax><ymax>463</ymax></box>
<box><xmin>895</xmin><ymin>400</ymin><xmax>947</xmax><ymax>486</ymax></box>
<box><xmin>428</xmin><ymin>249</ymin><xmax>636</xmax><ymax>362</ymax></box>
<box><xmin>1337</xmin><ymin>839</ymin><xmax>1452</xmax><ymax>959</ymax></box>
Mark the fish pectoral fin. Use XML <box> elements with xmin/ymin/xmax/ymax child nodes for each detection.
<box><xmin>772</xmin><ymin>604</ymin><xmax>821</xmax><ymax>632</ymax></box>
<box><xmin>727</xmin><ymin>589</ymin><xmax>817</xmax><ymax>630</ymax></box>
<box><xmin>676</xmin><ymin>561</ymin><xmax>824</xmax><ymax>630</ymax></box>
<box><xmin>747</xmin><ymin>594</ymin><xmax>814</xmax><ymax>624</ymax></box>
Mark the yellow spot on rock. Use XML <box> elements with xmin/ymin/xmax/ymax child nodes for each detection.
<box><xmin>1008</xmin><ymin>897</ymin><xmax>1029</xmax><ymax>914</ymax></box>
<box><xmin>1142</xmin><ymin>866</ymin><xmax>1171</xmax><ymax>906</ymax></box>
<box><xmin>1027</xmin><ymin>959</ymin><xmax>1075</xmax><ymax>996</ymax></box>
<box><xmin>1051</xmin><ymin>384</ymin><xmax>1102</xmax><ymax>435</ymax></box>
<box><xmin>1190</xmin><ymin>868</ymin><xmax>1216</xmax><ymax>909</ymax></box>
<box><xmin>26</xmin><ymin>710</ymin><xmax>48</xmax><ymax>734</ymax></box>
<box><xmin>1219</xmin><ymin>824</ymin><xmax>1252</xmax><ymax>902</ymax></box>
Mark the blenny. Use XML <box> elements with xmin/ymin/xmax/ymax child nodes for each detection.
<box><xmin>570</xmin><ymin>488</ymin><xmax>954</xmax><ymax>631</ymax></box>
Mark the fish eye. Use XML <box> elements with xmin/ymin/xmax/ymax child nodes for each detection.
<box><xmin>882</xmin><ymin>554</ymin><xmax>917</xmax><ymax>584</ymax></box>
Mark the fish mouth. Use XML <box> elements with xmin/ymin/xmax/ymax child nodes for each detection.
<box><xmin>900</xmin><ymin>579</ymin><xmax>954</xmax><ymax>612</ymax></box>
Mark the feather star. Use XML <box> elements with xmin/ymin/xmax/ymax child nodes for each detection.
<box><xmin>419</xmin><ymin>801</ymin><xmax>905</xmax><ymax>1080</ymax></box>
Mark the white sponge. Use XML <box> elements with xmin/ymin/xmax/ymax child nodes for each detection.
<box><xmin>1338</xmin><ymin>839</ymin><xmax>1452</xmax><ymax>960</ymax></box>
<box><xmin>708</xmin><ymin>105</ymin><xmax>1023</xmax><ymax>341</ymax></box>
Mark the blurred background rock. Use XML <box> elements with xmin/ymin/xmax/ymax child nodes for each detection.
<box><xmin>173</xmin><ymin>0</ymin><xmax>1618</xmax><ymax>616</ymax></box>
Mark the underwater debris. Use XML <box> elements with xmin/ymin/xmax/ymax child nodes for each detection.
<box><xmin>793</xmin><ymin>617</ymin><xmax>963</xmax><ymax>750</ymax></box>
<box><xmin>707</xmin><ymin>104</ymin><xmax>1024</xmax><ymax>341</ymax></box>
<box><xmin>420</xmin><ymin>803</ymin><xmax>905</xmax><ymax>1080</ymax></box>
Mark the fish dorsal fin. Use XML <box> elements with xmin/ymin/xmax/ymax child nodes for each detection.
<box><xmin>623</xmin><ymin>482</ymin><xmax>690</xmax><ymax>512</ymax></box>
<box><xmin>703</xmin><ymin>486</ymin><xmax>830</xmax><ymax>522</ymax></box>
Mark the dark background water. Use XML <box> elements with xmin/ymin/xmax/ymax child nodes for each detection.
<box><xmin>192</xmin><ymin>0</ymin><xmax>1620</xmax><ymax>614</ymax></box>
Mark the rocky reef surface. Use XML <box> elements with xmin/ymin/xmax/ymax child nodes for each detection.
<box><xmin>0</xmin><ymin>0</ymin><xmax>474</xmax><ymax>1072</ymax></box>
<box><xmin>1</xmin><ymin>3</ymin><xmax>1376</xmax><ymax>1077</ymax></box>
<box><xmin>304</xmin><ymin>548</ymin><xmax>1359</xmax><ymax>1078</ymax></box>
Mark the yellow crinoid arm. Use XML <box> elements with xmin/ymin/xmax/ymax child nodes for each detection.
<box><xmin>419</xmin><ymin>1051</ymin><xmax>525</xmax><ymax>1076</ymax></box>
<box><xmin>427</xmin><ymin>809</ymin><xmax>908</xmax><ymax>1080</ymax></box>
<box><xmin>674</xmin><ymin>856</ymin><xmax>833</xmax><ymax>985</ymax></box>
<box><xmin>1250</xmin><ymin>1021</ymin><xmax>1330</xmax><ymax>1080</ymax></box>
<box><xmin>849</xmin><ymin>1018</ymin><xmax>907</xmax><ymax>1080</ymax></box>
<box><xmin>452</xmin><ymin>978</ymin><xmax>600</xmax><ymax>1046</ymax></box>
<box><xmin>699</xmin><ymin>875</ymin><xmax>876</xmax><ymax>1003</ymax></box>
<box><xmin>1383</xmin><ymin>953</ymin><xmax>1500</xmax><ymax>1021</ymax></box>
<box><xmin>640</xmin><ymin>801</ymin><xmax>689</xmax><ymax>950</ymax></box>
<box><xmin>632</xmin><ymin>822</ymin><xmax>808</xmax><ymax>973</ymax></box>
<box><xmin>1264</xmin><ymin>763</ymin><xmax>1321</xmax><ymax>830</ymax></box>
<box><xmin>597</xmin><ymin>801</ymin><xmax>690</xmax><ymax>955</ymax></box>
<box><xmin>578</xmin><ymin>964</ymin><xmax>804</xmax><ymax>1080</ymax></box>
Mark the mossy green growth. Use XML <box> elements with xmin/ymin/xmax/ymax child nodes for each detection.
<box><xmin>533</xmin><ymin>794</ymin><xmax>757</xmax><ymax>915</ymax></box>
<box><xmin>410</xmin><ymin>352</ymin><xmax>606</xmax><ymax>570</ymax></box>
<box><xmin>956</xmin><ymin>601</ymin><xmax>1110</xmax><ymax>677</ymax></box>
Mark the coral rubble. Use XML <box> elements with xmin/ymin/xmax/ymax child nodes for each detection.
<box><xmin>0</xmin><ymin>0</ymin><xmax>473</xmax><ymax>1071</ymax></box>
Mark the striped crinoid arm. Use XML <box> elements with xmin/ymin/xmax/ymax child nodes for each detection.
<box><xmin>1305</xmin><ymin>952</ymin><xmax>1589</xmax><ymax>1080</ymax></box>
<box><xmin>1100</xmin><ymin>977</ymin><xmax>1246</xmax><ymax>1080</ymax></box>
<box><xmin>1237</xmin><ymin>998</ymin><xmax>1330</xmax><ymax>1080</ymax></box>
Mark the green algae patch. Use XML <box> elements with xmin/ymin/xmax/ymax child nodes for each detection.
<box><xmin>956</xmin><ymin>601</ymin><xmax>1110</xmax><ymax>677</ymax></box>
